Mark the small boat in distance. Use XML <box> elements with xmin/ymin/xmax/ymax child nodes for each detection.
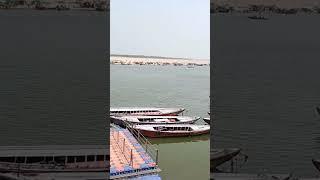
<box><xmin>110</xmin><ymin>107</ymin><xmax>185</xmax><ymax>116</ymax></box>
<box><xmin>203</xmin><ymin>117</ymin><xmax>210</xmax><ymax>125</ymax></box>
<box><xmin>211</xmin><ymin>148</ymin><xmax>241</xmax><ymax>169</ymax></box>
<box><xmin>316</xmin><ymin>106</ymin><xmax>320</xmax><ymax>115</ymax></box>
<box><xmin>111</xmin><ymin>116</ymin><xmax>200</xmax><ymax>125</ymax></box>
<box><xmin>312</xmin><ymin>159</ymin><xmax>320</xmax><ymax>172</ymax></box>
<box><xmin>133</xmin><ymin>124</ymin><xmax>210</xmax><ymax>138</ymax></box>
<box><xmin>248</xmin><ymin>15</ymin><xmax>268</xmax><ymax>20</ymax></box>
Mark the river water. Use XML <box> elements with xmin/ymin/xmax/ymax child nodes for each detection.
<box><xmin>212</xmin><ymin>14</ymin><xmax>320</xmax><ymax>177</ymax></box>
<box><xmin>110</xmin><ymin>64</ymin><xmax>210</xmax><ymax>180</ymax></box>
<box><xmin>0</xmin><ymin>10</ymin><xmax>107</xmax><ymax>145</ymax></box>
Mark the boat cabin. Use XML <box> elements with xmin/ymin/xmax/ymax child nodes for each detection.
<box><xmin>153</xmin><ymin>126</ymin><xmax>192</xmax><ymax>131</ymax></box>
<box><xmin>137</xmin><ymin>117</ymin><xmax>177</xmax><ymax>123</ymax></box>
<box><xmin>0</xmin><ymin>145</ymin><xmax>109</xmax><ymax>171</ymax></box>
<box><xmin>111</xmin><ymin>110</ymin><xmax>159</xmax><ymax>115</ymax></box>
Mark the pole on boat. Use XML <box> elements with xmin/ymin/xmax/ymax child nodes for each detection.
<box><xmin>123</xmin><ymin>139</ymin><xmax>125</xmax><ymax>152</ymax></box>
<box><xmin>117</xmin><ymin>131</ymin><xmax>119</xmax><ymax>141</ymax></box>
<box><xmin>130</xmin><ymin>149</ymin><xmax>133</xmax><ymax>166</ymax></box>
<box><xmin>145</xmin><ymin>142</ymin><xmax>148</xmax><ymax>153</ymax></box>
<box><xmin>231</xmin><ymin>158</ymin><xmax>234</xmax><ymax>173</ymax></box>
<box><xmin>156</xmin><ymin>149</ymin><xmax>159</xmax><ymax>165</ymax></box>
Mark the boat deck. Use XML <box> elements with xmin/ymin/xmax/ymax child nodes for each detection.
<box><xmin>110</xmin><ymin>126</ymin><xmax>161</xmax><ymax>179</ymax></box>
<box><xmin>211</xmin><ymin>173</ymin><xmax>320</xmax><ymax>180</ymax></box>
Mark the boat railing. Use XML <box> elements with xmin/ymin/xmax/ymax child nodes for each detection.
<box><xmin>111</xmin><ymin>130</ymin><xmax>133</xmax><ymax>167</ymax></box>
<box><xmin>122</xmin><ymin>121</ymin><xmax>159</xmax><ymax>165</ymax></box>
<box><xmin>0</xmin><ymin>161</ymin><xmax>63</xmax><ymax>170</ymax></box>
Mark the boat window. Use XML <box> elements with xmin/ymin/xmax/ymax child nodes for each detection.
<box><xmin>67</xmin><ymin>156</ymin><xmax>75</xmax><ymax>163</ymax></box>
<box><xmin>55</xmin><ymin>156</ymin><xmax>66</xmax><ymax>164</ymax></box>
<box><xmin>76</xmin><ymin>156</ymin><xmax>85</xmax><ymax>163</ymax></box>
<box><xmin>16</xmin><ymin>157</ymin><xmax>25</xmax><ymax>163</ymax></box>
<box><xmin>87</xmin><ymin>155</ymin><xmax>95</xmax><ymax>162</ymax></box>
<box><xmin>0</xmin><ymin>157</ymin><xmax>15</xmax><ymax>162</ymax></box>
<box><xmin>26</xmin><ymin>156</ymin><xmax>43</xmax><ymax>164</ymax></box>
<box><xmin>105</xmin><ymin>154</ymin><xmax>110</xmax><ymax>161</ymax></box>
<box><xmin>96</xmin><ymin>155</ymin><xmax>104</xmax><ymax>161</ymax></box>
<box><xmin>45</xmin><ymin>156</ymin><xmax>53</xmax><ymax>163</ymax></box>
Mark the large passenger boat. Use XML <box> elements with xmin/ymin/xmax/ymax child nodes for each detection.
<box><xmin>110</xmin><ymin>107</ymin><xmax>185</xmax><ymax>116</ymax></box>
<box><xmin>0</xmin><ymin>145</ymin><xmax>108</xmax><ymax>174</ymax></box>
<box><xmin>111</xmin><ymin>116</ymin><xmax>200</xmax><ymax>125</ymax></box>
<box><xmin>133</xmin><ymin>124</ymin><xmax>210</xmax><ymax>138</ymax></box>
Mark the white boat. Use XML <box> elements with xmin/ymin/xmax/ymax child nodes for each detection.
<box><xmin>0</xmin><ymin>145</ymin><xmax>108</xmax><ymax>174</ymax></box>
<box><xmin>133</xmin><ymin>124</ymin><xmax>210</xmax><ymax>138</ymax></box>
<box><xmin>111</xmin><ymin>116</ymin><xmax>200</xmax><ymax>125</ymax></box>
<box><xmin>203</xmin><ymin>117</ymin><xmax>210</xmax><ymax>124</ymax></box>
<box><xmin>110</xmin><ymin>107</ymin><xmax>185</xmax><ymax>116</ymax></box>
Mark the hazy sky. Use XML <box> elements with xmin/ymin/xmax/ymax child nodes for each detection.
<box><xmin>111</xmin><ymin>0</ymin><xmax>209</xmax><ymax>59</ymax></box>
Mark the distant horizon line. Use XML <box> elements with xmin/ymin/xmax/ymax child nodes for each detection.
<box><xmin>110</xmin><ymin>54</ymin><xmax>209</xmax><ymax>60</ymax></box>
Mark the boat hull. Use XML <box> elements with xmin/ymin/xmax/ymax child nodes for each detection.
<box><xmin>211</xmin><ymin>148</ymin><xmax>241</xmax><ymax>168</ymax></box>
<box><xmin>110</xmin><ymin>116</ymin><xmax>199</xmax><ymax>127</ymax></box>
<box><xmin>137</xmin><ymin>129</ymin><xmax>210</xmax><ymax>138</ymax></box>
<box><xmin>0</xmin><ymin>163</ymin><xmax>108</xmax><ymax>173</ymax></box>
<box><xmin>110</xmin><ymin>108</ymin><xmax>185</xmax><ymax>116</ymax></box>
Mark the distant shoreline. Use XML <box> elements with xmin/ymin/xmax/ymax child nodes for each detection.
<box><xmin>110</xmin><ymin>55</ymin><xmax>210</xmax><ymax>66</ymax></box>
<box><xmin>0</xmin><ymin>1</ymin><xmax>108</xmax><ymax>12</ymax></box>
<box><xmin>211</xmin><ymin>3</ymin><xmax>320</xmax><ymax>15</ymax></box>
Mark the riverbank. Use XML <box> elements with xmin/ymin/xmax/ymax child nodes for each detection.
<box><xmin>0</xmin><ymin>0</ymin><xmax>108</xmax><ymax>12</ymax></box>
<box><xmin>110</xmin><ymin>55</ymin><xmax>210</xmax><ymax>66</ymax></box>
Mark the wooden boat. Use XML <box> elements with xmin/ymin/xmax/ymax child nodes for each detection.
<box><xmin>316</xmin><ymin>107</ymin><xmax>320</xmax><ymax>115</ymax></box>
<box><xmin>203</xmin><ymin>117</ymin><xmax>210</xmax><ymax>125</ymax></box>
<box><xmin>110</xmin><ymin>107</ymin><xmax>185</xmax><ymax>116</ymax></box>
<box><xmin>312</xmin><ymin>159</ymin><xmax>320</xmax><ymax>172</ymax></box>
<box><xmin>111</xmin><ymin>116</ymin><xmax>200</xmax><ymax>126</ymax></box>
<box><xmin>211</xmin><ymin>148</ymin><xmax>241</xmax><ymax>169</ymax></box>
<box><xmin>133</xmin><ymin>124</ymin><xmax>210</xmax><ymax>138</ymax></box>
<box><xmin>248</xmin><ymin>15</ymin><xmax>268</xmax><ymax>20</ymax></box>
<box><xmin>0</xmin><ymin>145</ymin><xmax>108</xmax><ymax>174</ymax></box>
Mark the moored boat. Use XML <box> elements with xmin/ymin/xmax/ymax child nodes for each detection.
<box><xmin>111</xmin><ymin>116</ymin><xmax>200</xmax><ymax>125</ymax></box>
<box><xmin>133</xmin><ymin>124</ymin><xmax>210</xmax><ymax>138</ymax></box>
<box><xmin>316</xmin><ymin>107</ymin><xmax>320</xmax><ymax>115</ymax></box>
<box><xmin>248</xmin><ymin>15</ymin><xmax>268</xmax><ymax>20</ymax></box>
<box><xmin>211</xmin><ymin>148</ymin><xmax>241</xmax><ymax>169</ymax></box>
<box><xmin>110</xmin><ymin>107</ymin><xmax>185</xmax><ymax>116</ymax></box>
<box><xmin>312</xmin><ymin>159</ymin><xmax>320</xmax><ymax>172</ymax></box>
<box><xmin>0</xmin><ymin>145</ymin><xmax>108</xmax><ymax>174</ymax></box>
<box><xmin>203</xmin><ymin>117</ymin><xmax>210</xmax><ymax>125</ymax></box>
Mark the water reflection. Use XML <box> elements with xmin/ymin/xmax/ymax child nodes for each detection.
<box><xmin>150</xmin><ymin>134</ymin><xmax>209</xmax><ymax>145</ymax></box>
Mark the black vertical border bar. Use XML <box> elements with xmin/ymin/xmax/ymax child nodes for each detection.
<box><xmin>106</xmin><ymin>0</ymin><xmax>110</xmax><ymax>179</ymax></box>
<box><xmin>210</xmin><ymin>0</ymin><xmax>214</xmax><ymax>179</ymax></box>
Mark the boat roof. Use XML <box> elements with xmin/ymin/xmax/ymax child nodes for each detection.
<box><xmin>115</xmin><ymin>116</ymin><xmax>194</xmax><ymax>119</ymax></box>
<box><xmin>0</xmin><ymin>145</ymin><xmax>109</xmax><ymax>157</ymax></box>
<box><xmin>134</xmin><ymin>124</ymin><xmax>210</xmax><ymax>131</ymax></box>
<box><xmin>110</xmin><ymin>107</ymin><xmax>184</xmax><ymax>111</ymax></box>
<box><xmin>116</xmin><ymin>116</ymin><xmax>197</xmax><ymax>123</ymax></box>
